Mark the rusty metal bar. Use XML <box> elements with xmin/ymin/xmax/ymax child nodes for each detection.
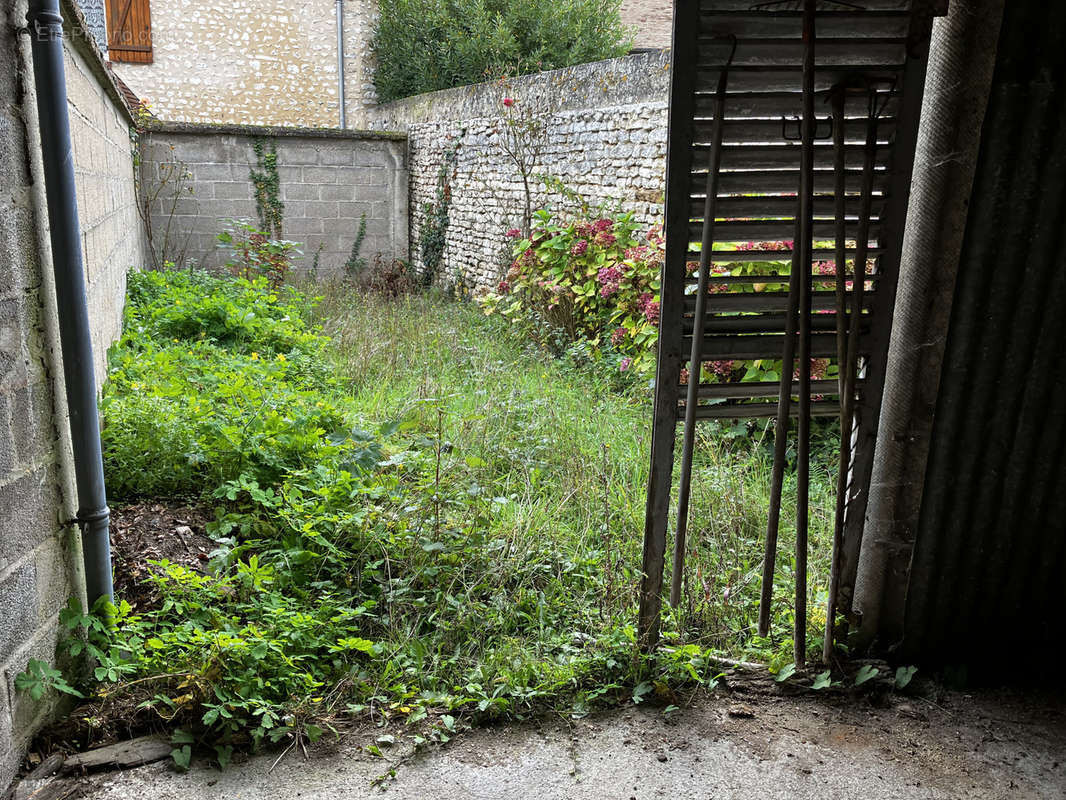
<box><xmin>672</xmin><ymin>36</ymin><xmax>737</xmax><ymax>610</ymax></box>
<box><xmin>824</xmin><ymin>83</ymin><xmax>851</xmax><ymax>664</ymax></box>
<box><xmin>824</xmin><ymin>84</ymin><xmax>882</xmax><ymax>663</ymax></box>
<box><xmin>792</xmin><ymin>0</ymin><xmax>817</xmax><ymax>669</ymax></box>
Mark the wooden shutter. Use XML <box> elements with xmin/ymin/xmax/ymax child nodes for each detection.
<box><xmin>106</xmin><ymin>0</ymin><xmax>152</xmax><ymax>63</ymax></box>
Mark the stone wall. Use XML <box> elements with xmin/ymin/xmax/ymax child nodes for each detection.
<box><xmin>371</xmin><ymin>50</ymin><xmax>670</xmax><ymax>290</ymax></box>
<box><xmin>110</xmin><ymin>0</ymin><xmax>378</xmax><ymax>129</ymax></box>
<box><xmin>621</xmin><ymin>0</ymin><xmax>674</xmax><ymax>50</ymax></box>
<box><xmin>1</xmin><ymin>0</ymin><xmax>143</xmax><ymax>790</ymax></box>
<box><xmin>138</xmin><ymin>122</ymin><xmax>408</xmax><ymax>277</ymax></box>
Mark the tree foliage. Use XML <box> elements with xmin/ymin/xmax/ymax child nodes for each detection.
<box><xmin>373</xmin><ymin>0</ymin><xmax>633</xmax><ymax>103</ymax></box>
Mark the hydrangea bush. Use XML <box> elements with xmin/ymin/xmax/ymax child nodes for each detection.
<box><xmin>477</xmin><ymin>209</ymin><xmax>664</xmax><ymax>374</ymax></box>
<box><xmin>478</xmin><ymin>214</ymin><xmax>847</xmax><ymax>387</ymax></box>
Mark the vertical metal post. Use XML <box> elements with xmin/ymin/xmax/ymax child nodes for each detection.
<box><xmin>824</xmin><ymin>85</ymin><xmax>851</xmax><ymax>664</ymax></box>
<box><xmin>671</xmin><ymin>38</ymin><xmax>735</xmax><ymax>610</ymax></box>
<box><xmin>336</xmin><ymin>0</ymin><xmax>346</xmax><ymax>129</ymax></box>
<box><xmin>793</xmin><ymin>0</ymin><xmax>817</xmax><ymax>668</ymax></box>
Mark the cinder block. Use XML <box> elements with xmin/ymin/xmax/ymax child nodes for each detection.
<box><xmin>283</xmin><ymin>217</ymin><xmax>324</xmax><ymax>237</ymax></box>
<box><xmin>189</xmin><ymin>163</ymin><xmax>235</xmax><ymax>183</ymax></box>
<box><xmin>0</xmin><ymin>562</ymin><xmax>39</xmax><ymax>663</ymax></box>
<box><xmin>303</xmin><ymin>201</ymin><xmax>339</xmax><ymax>220</ymax></box>
<box><xmin>4</xmin><ymin>620</ymin><xmax>63</xmax><ymax>758</ymax></box>
<box><xmin>320</xmin><ymin>184</ymin><xmax>356</xmax><ymax>202</ymax></box>
<box><xmin>0</xmin><ymin>391</ymin><xmax>14</xmax><ymax>479</ymax></box>
<box><xmin>1</xmin><ymin>683</ymin><xmax>13</xmax><ymax>782</ymax></box>
<box><xmin>318</xmin><ymin>147</ymin><xmax>353</xmax><ymax>167</ymax></box>
<box><xmin>281</xmin><ymin>183</ymin><xmax>320</xmax><ymax>201</ymax></box>
<box><xmin>212</xmin><ymin>182</ymin><xmax>252</xmax><ymax>201</ymax></box>
<box><xmin>34</xmin><ymin>536</ymin><xmax>72</xmax><ymax>622</ymax></box>
<box><xmin>302</xmin><ymin>166</ymin><xmax>339</xmax><ymax>185</ymax></box>
<box><xmin>0</xmin><ymin>298</ymin><xmax>27</xmax><ymax>389</ymax></box>
<box><xmin>275</xmin><ymin>166</ymin><xmax>302</xmax><ymax>184</ymax></box>
<box><xmin>11</xmin><ymin>380</ymin><xmax>54</xmax><ymax>465</ymax></box>
<box><xmin>337</xmin><ymin>201</ymin><xmax>373</xmax><ymax>220</ymax></box>
<box><xmin>276</xmin><ymin>144</ymin><xmax>319</xmax><ymax>166</ymax></box>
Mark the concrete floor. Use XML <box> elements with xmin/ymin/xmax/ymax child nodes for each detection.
<box><xmin>80</xmin><ymin>687</ymin><xmax>1065</xmax><ymax>800</ymax></box>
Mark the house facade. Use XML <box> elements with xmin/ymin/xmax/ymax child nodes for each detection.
<box><xmin>99</xmin><ymin>0</ymin><xmax>672</xmax><ymax>129</ymax></box>
<box><xmin>103</xmin><ymin>0</ymin><xmax>379</xmax><ymax>128</ymax></box>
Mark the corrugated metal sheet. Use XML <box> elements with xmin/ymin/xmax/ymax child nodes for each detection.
<box><xmin>899</xmin><ymin>1</ymin><xmax>1066</xmax><ymax>668</ymax></box>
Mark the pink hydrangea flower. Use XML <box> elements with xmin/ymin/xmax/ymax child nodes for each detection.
<box><xmin>598</xmin><ymin>265</ymin><xmax>623</xmax><ymax>298</ymax></box>
<box><xmin>610</xmin><ymin>327</ymin><xmax>627</xmax><ymax>346</ymax></box>
<box><xmin>593</xmin><ymin>218</ymin><xmax>614</xmax><ymax>233</ymax></box>
<box><xmin>594</xmin><ymin>231</ymin><xmax>617</xmax><ymax>248</ymax></box>
<box><xmin>570</xmin><ymin>239</ymin><xmax>589</xmax><ymax>257</ymax></box>
<box><xmin>505</xmin><ymin>228</ymin><xmax>522</xmax><ymax>239</ymax></box>
<box><xmin>643</xmin><ymin>300</ymin><xmax>660</xmax><ymax>325</ymax></box>
<box><xmin>497</xmin><ymin>280</ymin><xmax>511</xmax><ymax>294</ymax></box>
<box><xmin>619</xmin><ymin>357</ymin><xmax>632</xmax><ymax>372</ymax></box>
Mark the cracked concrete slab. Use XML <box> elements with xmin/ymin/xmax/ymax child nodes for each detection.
<box><xmin>78</xmin><ymin>688</ymin><xmax>1066</xmax><ymax>800</ymax></box>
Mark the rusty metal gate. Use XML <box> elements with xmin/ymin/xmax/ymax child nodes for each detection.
<box><xmin>639</xmin><ymin>0</ymin><xmax>945</xmax><ymax>664</ymax></box>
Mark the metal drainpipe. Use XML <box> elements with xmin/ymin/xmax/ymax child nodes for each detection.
<box><xmin>26</xmin><ymin>0</ymin><xmax>113</xmax><ymax>609</ymax></box>
<box><xmin>336</xmin><ymin>0</ymin><xmax>346</xmax><ymax>128</ymax></box>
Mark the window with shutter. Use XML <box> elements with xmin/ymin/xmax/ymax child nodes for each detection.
<box><xmin>106</xmin><ymin>0</ymin><xmax>152</xmax><ymax>63</ymax></box>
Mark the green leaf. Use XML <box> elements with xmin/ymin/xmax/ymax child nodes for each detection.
<box><xmin>632</xmin><ymin>681</ymin><xmax>653</xmax><ymax>704</ymax></box>
<box><xmin>214</xmin><ymin>744</ymin><xmax>233</xmax><ymax>769</ymax></box>
<box><xmin>894</xmin><ymin>665</ymin><xmax>918</xmax><ymax>690</ymax></box>
<box><xmin>171</xmin><ymin>745</ymin><xmax>192</xmax><ymax>770</ymax></box>
<box><xmin>854</xmin><ymin>665</ymin><xmax>880</xmax><ymax>686</ymax></box>
<box><xmin>812</xmin><ymin>670</ymin><xmax>832</xmax><ymax>690</ymax></box>
<box><xmin>775</xmin><ymin>662</ymin><xmax>797</xmax><ymax>683</ymax></box>
<box><xmin>171</xmin><ymin>729</ymin><xmax>196</xmax><ymax>745</ymax></box>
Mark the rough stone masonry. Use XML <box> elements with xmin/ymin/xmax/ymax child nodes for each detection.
<box><xmin>371</xmin><ymin>50</ymin><xmax>671</xmax><ymax>291</ymax></box>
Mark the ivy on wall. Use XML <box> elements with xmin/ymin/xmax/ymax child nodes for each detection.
<box><xmin>419</xmin><ymin>139</ymin><xmax>460</xmax><ymax>288</ymax></box>
<box><xmin>250</xmin><ymin>137</ymin><xmax>284</xmax><ymax>238</ymax></box>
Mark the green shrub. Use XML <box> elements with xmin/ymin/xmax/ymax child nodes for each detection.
<box><xmin>477</xmin><ymin>208</ymin><xmax>664</xmax><ymax>374</ymax></box>
<box><xmin>103</xmin><ymin>270</ymin><xmax>354</xmax><ymax>497</ymax></box>
<box><xmin>372</xmin><ymin>0</ymin><xmax>633</xmax><ymax>103</ymax></box>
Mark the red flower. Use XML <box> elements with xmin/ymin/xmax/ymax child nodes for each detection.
<box><xmin>570</xmin><ymin>239</ymin><xmax>589</xmax><ymax>257</ymax></box>
<box><xmin>611</xmin><ymin>327</ymin><xmax>627</xmax><ymax>346</ymax></box>
<box><xmin>503</xmin><ymin>97</ymin><xmax>514</xmax><ymax>107</ymax></box>
<box><xmin>505</xmin><ymin>228</ymin><xmax>522</xmax><ymax>239</ymax></box>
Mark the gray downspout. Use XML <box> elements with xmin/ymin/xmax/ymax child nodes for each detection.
<box><xmin>26</xmin><ymin>0</ymin><xmax>113</xmax><ymax>609</ymax></box>
<box><xmin>336</xmin><ymin>0</ymin><xmax>346</xmax><ymax>128</ymax></box>
<box><xmin>851</xmin><ymin>0</ymin><xmax>1003</xmax><ymax>650</ymax></box>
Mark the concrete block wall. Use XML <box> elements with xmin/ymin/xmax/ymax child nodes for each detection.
<box><xmin>138</xmin><ymin>123</ymin><xmax>408</xmax><ymax>278</ymax></box>
<box><xmin>371</xmin><ymin>50</ymin><xmax>670</xmax><ymax>290</ymax></box>
<box><xmin>1</xmin><ymin>0</ymin><xmax>143</xmax><ymax>790</ymax></box>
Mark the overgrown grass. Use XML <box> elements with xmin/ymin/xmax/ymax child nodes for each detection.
<box><xmin>31</xmin><ymin>272</ymin><xmax>837</xmax><ymax>760</ymax></box>
<box><xmin>314</xmin><ymin>287</ymin><xmax>838</xmax><ymax>668</ymax></box>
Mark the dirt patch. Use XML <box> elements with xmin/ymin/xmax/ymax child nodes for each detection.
<box><xmin>109</xmin><ymin>502</ymin><xmax>216</xmax><ymax>612</ymax></box>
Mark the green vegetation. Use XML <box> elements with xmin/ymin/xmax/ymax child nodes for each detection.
<box><xmin>30</xmin><ymin>271</ymin><xmax>836</xmax><ymax>760</ymax></box>
<box><xmin>372</xmin><ymin>0</ymin><xmax>633</xmax><ymax>104</ymax></box>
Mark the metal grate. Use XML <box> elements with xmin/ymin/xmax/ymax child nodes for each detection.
<box><xmin>638</xmin><ymin>0</ymin><xmax>942</xmax><ymax>662</ymax></box>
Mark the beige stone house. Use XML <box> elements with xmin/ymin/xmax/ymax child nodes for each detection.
<box><xmin>97</xmin><ymin>0</ymin><xmax>672</xmax><ymax>129</ymax></box>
